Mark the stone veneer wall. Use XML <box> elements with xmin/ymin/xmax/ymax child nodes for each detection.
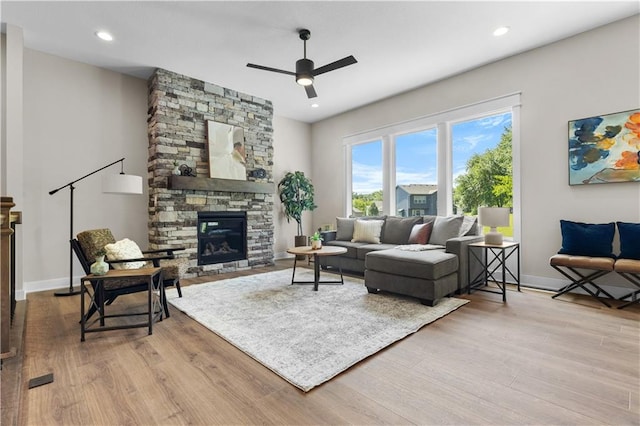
<box><xmin>147</xmin><ymin>68</ymin><xmax>275</xmax><ymax>277</ymax></box>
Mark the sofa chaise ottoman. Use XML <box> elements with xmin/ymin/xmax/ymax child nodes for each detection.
<box><xmin>365</xmin><ymin>249</ymin><xmax>459</xmax><ymax>306</ymax></box>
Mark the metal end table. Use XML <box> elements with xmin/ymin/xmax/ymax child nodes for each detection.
<box><xmin>468</xmin><ymin>241</ymin><xmax>520</xmax><ymax>302</ymax></box>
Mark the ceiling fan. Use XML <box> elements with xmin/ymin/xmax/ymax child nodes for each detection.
<box><xmin>247</xmin><ymin>29</ymin><xmax>357</xmax><ymax>99</ymax></box>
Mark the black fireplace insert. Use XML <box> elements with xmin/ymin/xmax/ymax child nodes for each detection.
<box><xmin>197</xmin><ymin>211</ymin><xmax>247</xmax><ymax>265</ymax></box>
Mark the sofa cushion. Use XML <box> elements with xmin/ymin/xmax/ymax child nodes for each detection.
<box><xmin>325</xmin><ymin>240</ymin><xmax>366</xmax><ymax>259</ymax></box>
<box><xmin>381</xmin><ymin>216</ymin><xmax>423</xmax><ymax>244</ymax></box>
<box><xmin>408</xmin><ymin>222</ymin><xmax>433</xmax><ymax>245</ymax></box>
<box><xmin>616</xmin><ymin>222</ymin><xmax>640</xmax><ymax>260</ymax></box>
<box><xmin>558</xmin><ymin>220</ymin><xmax>615</xmax><ymax>258</ymax></box>
<box><xmin>336</xmin><ymin>217</ymin><xmax>356</xmax><ymax>241</ymax></box>
<box><xmin>357</xmin><ymin>243</ymin><xmax>399</xmax><ymax>260</ymax></box>
<box><xmin>459</xmin><ymin>215</ymin><xmax>478</xmax><ymax>236</ymax></box>
<box><xmin>352</xmin><ymin>219</ymin><xmax>384</xmax><ymax>244</ymax></box>
<box><xmin>365</xmin><ymin>249</ymin><xmax>458</xmax><ymax>280</ymax></box>
<box><xmin>429</xmin><ymin>215</ymin><xmax>464</xmax><ymax>245</ymax></box>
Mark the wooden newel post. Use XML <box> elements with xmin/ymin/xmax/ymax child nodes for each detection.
<box><xmin>1</xmin><ymin>196</ymin><xmax>16</xmax><ymax>359</ymax></box>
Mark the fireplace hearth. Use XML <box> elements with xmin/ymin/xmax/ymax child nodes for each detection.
<box><xmin>198</xmin><ymin>212</ymin><xmax>247</xmax><ymax>265</ymax></box>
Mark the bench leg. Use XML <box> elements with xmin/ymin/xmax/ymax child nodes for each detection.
<box><xmin>550</xmin><ymin>265</ymin><xmax>614</xmax><ymax>308</ymax></box>
<box><xmin>616</xmin><ymin>272</ymin><xmax>640</xmax><ymax>309</ymax></box>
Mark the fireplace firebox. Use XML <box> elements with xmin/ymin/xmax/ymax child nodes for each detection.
<box><xmin>197</xmin><ymin>212</ymin><xmax>247</xmax><ymax>265</ymax></box>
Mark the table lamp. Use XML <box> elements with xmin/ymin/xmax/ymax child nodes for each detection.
<box><xmin>478</xmin><ymin>207</ymin><xmax>510</xmax><ymax>245</ymax></box>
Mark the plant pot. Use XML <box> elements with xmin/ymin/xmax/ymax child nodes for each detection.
<box><xmin>294</xmin><ymin>235</ymin><xmax>308</xmax><ymax>260</ymax></box>
<box><xmin>311</xmin><ymin>240</ymin><xmax>322</xmax><ymax>250</ymax></box>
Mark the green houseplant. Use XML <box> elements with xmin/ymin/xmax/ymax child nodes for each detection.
<box><xmin>310</xmin><ymin>230</ymin><xmax>323</xmax><ymax>250</ymax></box>
<box><xmin>278</xmin><ymin>171</ymin><xmax>317</xmax><ymax>253</ymax></box>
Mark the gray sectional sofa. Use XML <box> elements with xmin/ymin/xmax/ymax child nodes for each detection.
<box><xmin>319</xmin><ymin>214</ymin><xmax>484</xmax><ymax>306</ymax></box>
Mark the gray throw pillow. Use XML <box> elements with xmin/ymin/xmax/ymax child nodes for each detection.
<box><xmin>336</xmin><ymin>217</ymin><xmax>356</xmax><ymax>241</ymax></box>
<box><xmin>381</xmin><ymin>216</ymin><xmax>423</xmax><ymax>244</ymax></box>
<box><xmin>429</xmin><ymin>215</ymin><xmax>464</xmax><ymax>245</ymax></box>
<box><xmin>459</xmin><ymin>215</ymin><xmax>478</xmax><ymax>236</ymax></box>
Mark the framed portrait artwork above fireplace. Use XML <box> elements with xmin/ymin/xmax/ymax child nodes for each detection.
<box><xmin>207</xmin><ymin>120</ymin><xmax>247</xmax><ymax>181</ymax></box>
<box><xmin>568</xmin><ymin>109</ymin><xmax>640</xmax><ymax>185</ymax></box>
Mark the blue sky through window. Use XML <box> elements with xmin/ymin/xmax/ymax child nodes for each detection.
<box><xmin>452</xmin><ymin>112</ymin><xmax>512</xmax><ymax>180</ymax></box>
<box><xmin>351</xmin><ymin>112</ymin><xmax>512</xmax><ymax>194</ymax></box>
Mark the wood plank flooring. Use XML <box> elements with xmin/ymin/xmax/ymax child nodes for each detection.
<box><xmin>8</xmin><ymin>260</ymin><xmax>640</xmax><ymax>425</ymax></box>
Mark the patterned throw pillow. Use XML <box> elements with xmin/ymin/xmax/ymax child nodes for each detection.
<box><xmin>351</xmin><ymin>219</ymin><xmax>384</xmax><ymax>244</ymax></box>
<box><xmin>104</xmin><ymin>238</ymin><xmax>146</xmax><ymax>269</ymax></box>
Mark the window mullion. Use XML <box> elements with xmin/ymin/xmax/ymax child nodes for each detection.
<box><xmin>437</xmin><ymin>122</ymin><xmax>451</xmax><ymax>216</ymax></box>
<box><xmin>384</xmin><ymin>135</ymin><xmax>395</xmax><ymax>216</ymax></box>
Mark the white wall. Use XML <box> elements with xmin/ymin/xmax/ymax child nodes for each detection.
<box><xmin>20</xmin><ymin>49</ymin><xmax>149</xmax><ymax>296</ymax></box>
<box><xmin>311</xmin><ymin>15</ymin><xmax>640</xmax><ymax>290</ymax></box>
<box><xmin>16</xmin><ymin>47</ymin><xmax>312</xmax><ymax>296</ymax></box>
<box><xmin>272</xmin><ymin>115</ymin><xmax>312</xmax><ymax>259</ymax></box>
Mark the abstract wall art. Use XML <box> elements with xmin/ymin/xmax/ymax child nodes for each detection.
<box><xmin>207</xmin><ymin>121</ymin><xmax>247</xmax><ymax>181</ymax></box>
<box><xmin>568</xmin><ymin>109</ymin><xmax>640</xmax><ymax>185</ymax></box>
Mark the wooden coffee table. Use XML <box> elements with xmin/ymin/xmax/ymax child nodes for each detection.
<box><xmin>287</xmin><ymin>245</ymin><xmax>348</xmax><ymax>291</ymax></box>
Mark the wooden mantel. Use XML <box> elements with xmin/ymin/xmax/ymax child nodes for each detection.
<box><xmin>168</xmin><ymin>175</ymin><xmax>274</xmax><ymax>194</ymax></box>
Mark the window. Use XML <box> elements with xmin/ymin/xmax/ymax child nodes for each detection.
<box><xmin>452</xmin><ymin>112</ymin><xmax>513</xmax><ymax>236</ymax></box>
<box><xmin>351</xmin><ymin>140</ymin><xmax>383</xmax><ymax>217</ymax></box>
<box><xmin>344</xmin><ymin>93</ymin><xmax>520</xmax><ymax>241</ymax></box>
<box><xmin>395</xmin><ymin>129</ymin><xmax>437</xmax><ymax>217</ymax></box>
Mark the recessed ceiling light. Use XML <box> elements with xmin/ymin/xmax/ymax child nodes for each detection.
<box><xmin>311</xmin><ymin>103</ymin><xmax>319</xmax><ymax>108</ymax></box>
<box><xmin>96</xmin><ymin>31</ymin><xmax>113</xmax><ymax>41</ymax></box>
<box><xmin>493</xmin><ymin>26</ymin><xmax>510</xmax><ymax>37</ymax></box>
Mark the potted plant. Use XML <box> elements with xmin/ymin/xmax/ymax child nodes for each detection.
<box><xmin>310</xmin><ymin>230</ymin><xmax>323</xmax><ymax>250</ymax></box>
<box><xmin>277</xmin><ymin>171</ymin><xmax>317</xmax><ymax>255</ymax></box>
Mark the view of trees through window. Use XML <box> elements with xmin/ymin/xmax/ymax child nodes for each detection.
<box><xmin>349</xmin><ymin>110</ymin><xmax>513</xmax><ymax>237</ymax></box>
<box><xmin>351</xmin><ymin>140</ymin><xmax>383</xmax><ymax>216</ymax></box>
<box><xmin>453</xmin><ymin>112</ymin><xmax>513</xmax><ymax>236</ymax></box>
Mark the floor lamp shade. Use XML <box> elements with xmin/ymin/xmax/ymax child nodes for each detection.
<box><xmin>478</xmin><ymin>207</ymin><xmax>510</xmax><ymax>245</ymax></box>
<box><xmin>102</xmin><ymin>174</ymin><xmax>143</xmax><ymax>194</ymax></box>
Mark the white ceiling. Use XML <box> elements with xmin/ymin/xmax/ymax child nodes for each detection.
<box><xmin>2</xmin><ymin>1</ymin><xmax>638</xmax><ymax>123</ymax></box>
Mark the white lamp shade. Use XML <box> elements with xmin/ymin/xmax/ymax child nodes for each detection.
<box><xmin>102</xmin><ymin>174</ymin><xmax>143</xmax><ymax>194</ymax></box>
<box><xmin>478</xmin><ymin>207</ymin><xmax>510</xmax><ymax>228</ymax></box>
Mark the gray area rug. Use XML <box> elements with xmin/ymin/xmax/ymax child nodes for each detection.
<box><xmin>166</xmin><ymin>268</ymin><xmax>468</xmax><ymax>392</ymax></box>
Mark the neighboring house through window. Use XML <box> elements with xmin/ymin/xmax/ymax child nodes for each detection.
<box><xmin>345</xmin><ymin>93</ymin><xmax>521</xmax><ymax>242</ymax></box>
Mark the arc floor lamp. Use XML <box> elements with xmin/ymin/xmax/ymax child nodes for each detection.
<box><xmin>48</xmin><ymin>158</ymin><xmax>143</xmax><ymax>296</ymax></box>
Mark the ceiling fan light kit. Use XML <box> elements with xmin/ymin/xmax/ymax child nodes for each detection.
<box><xmin>247</xmin><ymin>28</ymin><xmax>357</xmax><ymax>98</ymax></box>
<box><xmin>295</xmin><ymin>59</ymin><xmax>314</xmax><ymax>86</ymax></box>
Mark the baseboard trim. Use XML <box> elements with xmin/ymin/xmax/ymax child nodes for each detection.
<box><xmin>21</xmin><ymin>276</ymin><xmax>82</xmax><ymax>299</ymax></box>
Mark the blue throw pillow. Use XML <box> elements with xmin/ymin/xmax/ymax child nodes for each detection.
<box><xmin>617</xmin><ymin>222</ymin><xmax>640</xmax><ymax>260</ymax></box>
<box><xmin>558</xmin><ymin>220</ymin><xmax>615</xmax><ymax>258</ymax></box>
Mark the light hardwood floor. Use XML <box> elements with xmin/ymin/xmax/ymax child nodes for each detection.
<box><xmin>10</xmin><ymin>260</ymin><xmax>640</xmax><ymax>425</ymax></box>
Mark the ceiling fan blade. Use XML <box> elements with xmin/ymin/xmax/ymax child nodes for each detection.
<box><xmin>246</xmin><ymin>63</ymin><xmax>295</xmax><ymax>76</ymax></box>
<box><xmin>313</xmin><ymin>55</ymin><xmax>357</xmax><ymax>76</ymax></box>
<box><xmin>305</xmin><ymin>84</ymin><xmax>318</xmax><ymax>99</ymax></box>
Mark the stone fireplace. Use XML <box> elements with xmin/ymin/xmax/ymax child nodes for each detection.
<box><xmin>146</xmin><ymin>69</ymin><xmax>275</xmax><ymax>277</ymax></box>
